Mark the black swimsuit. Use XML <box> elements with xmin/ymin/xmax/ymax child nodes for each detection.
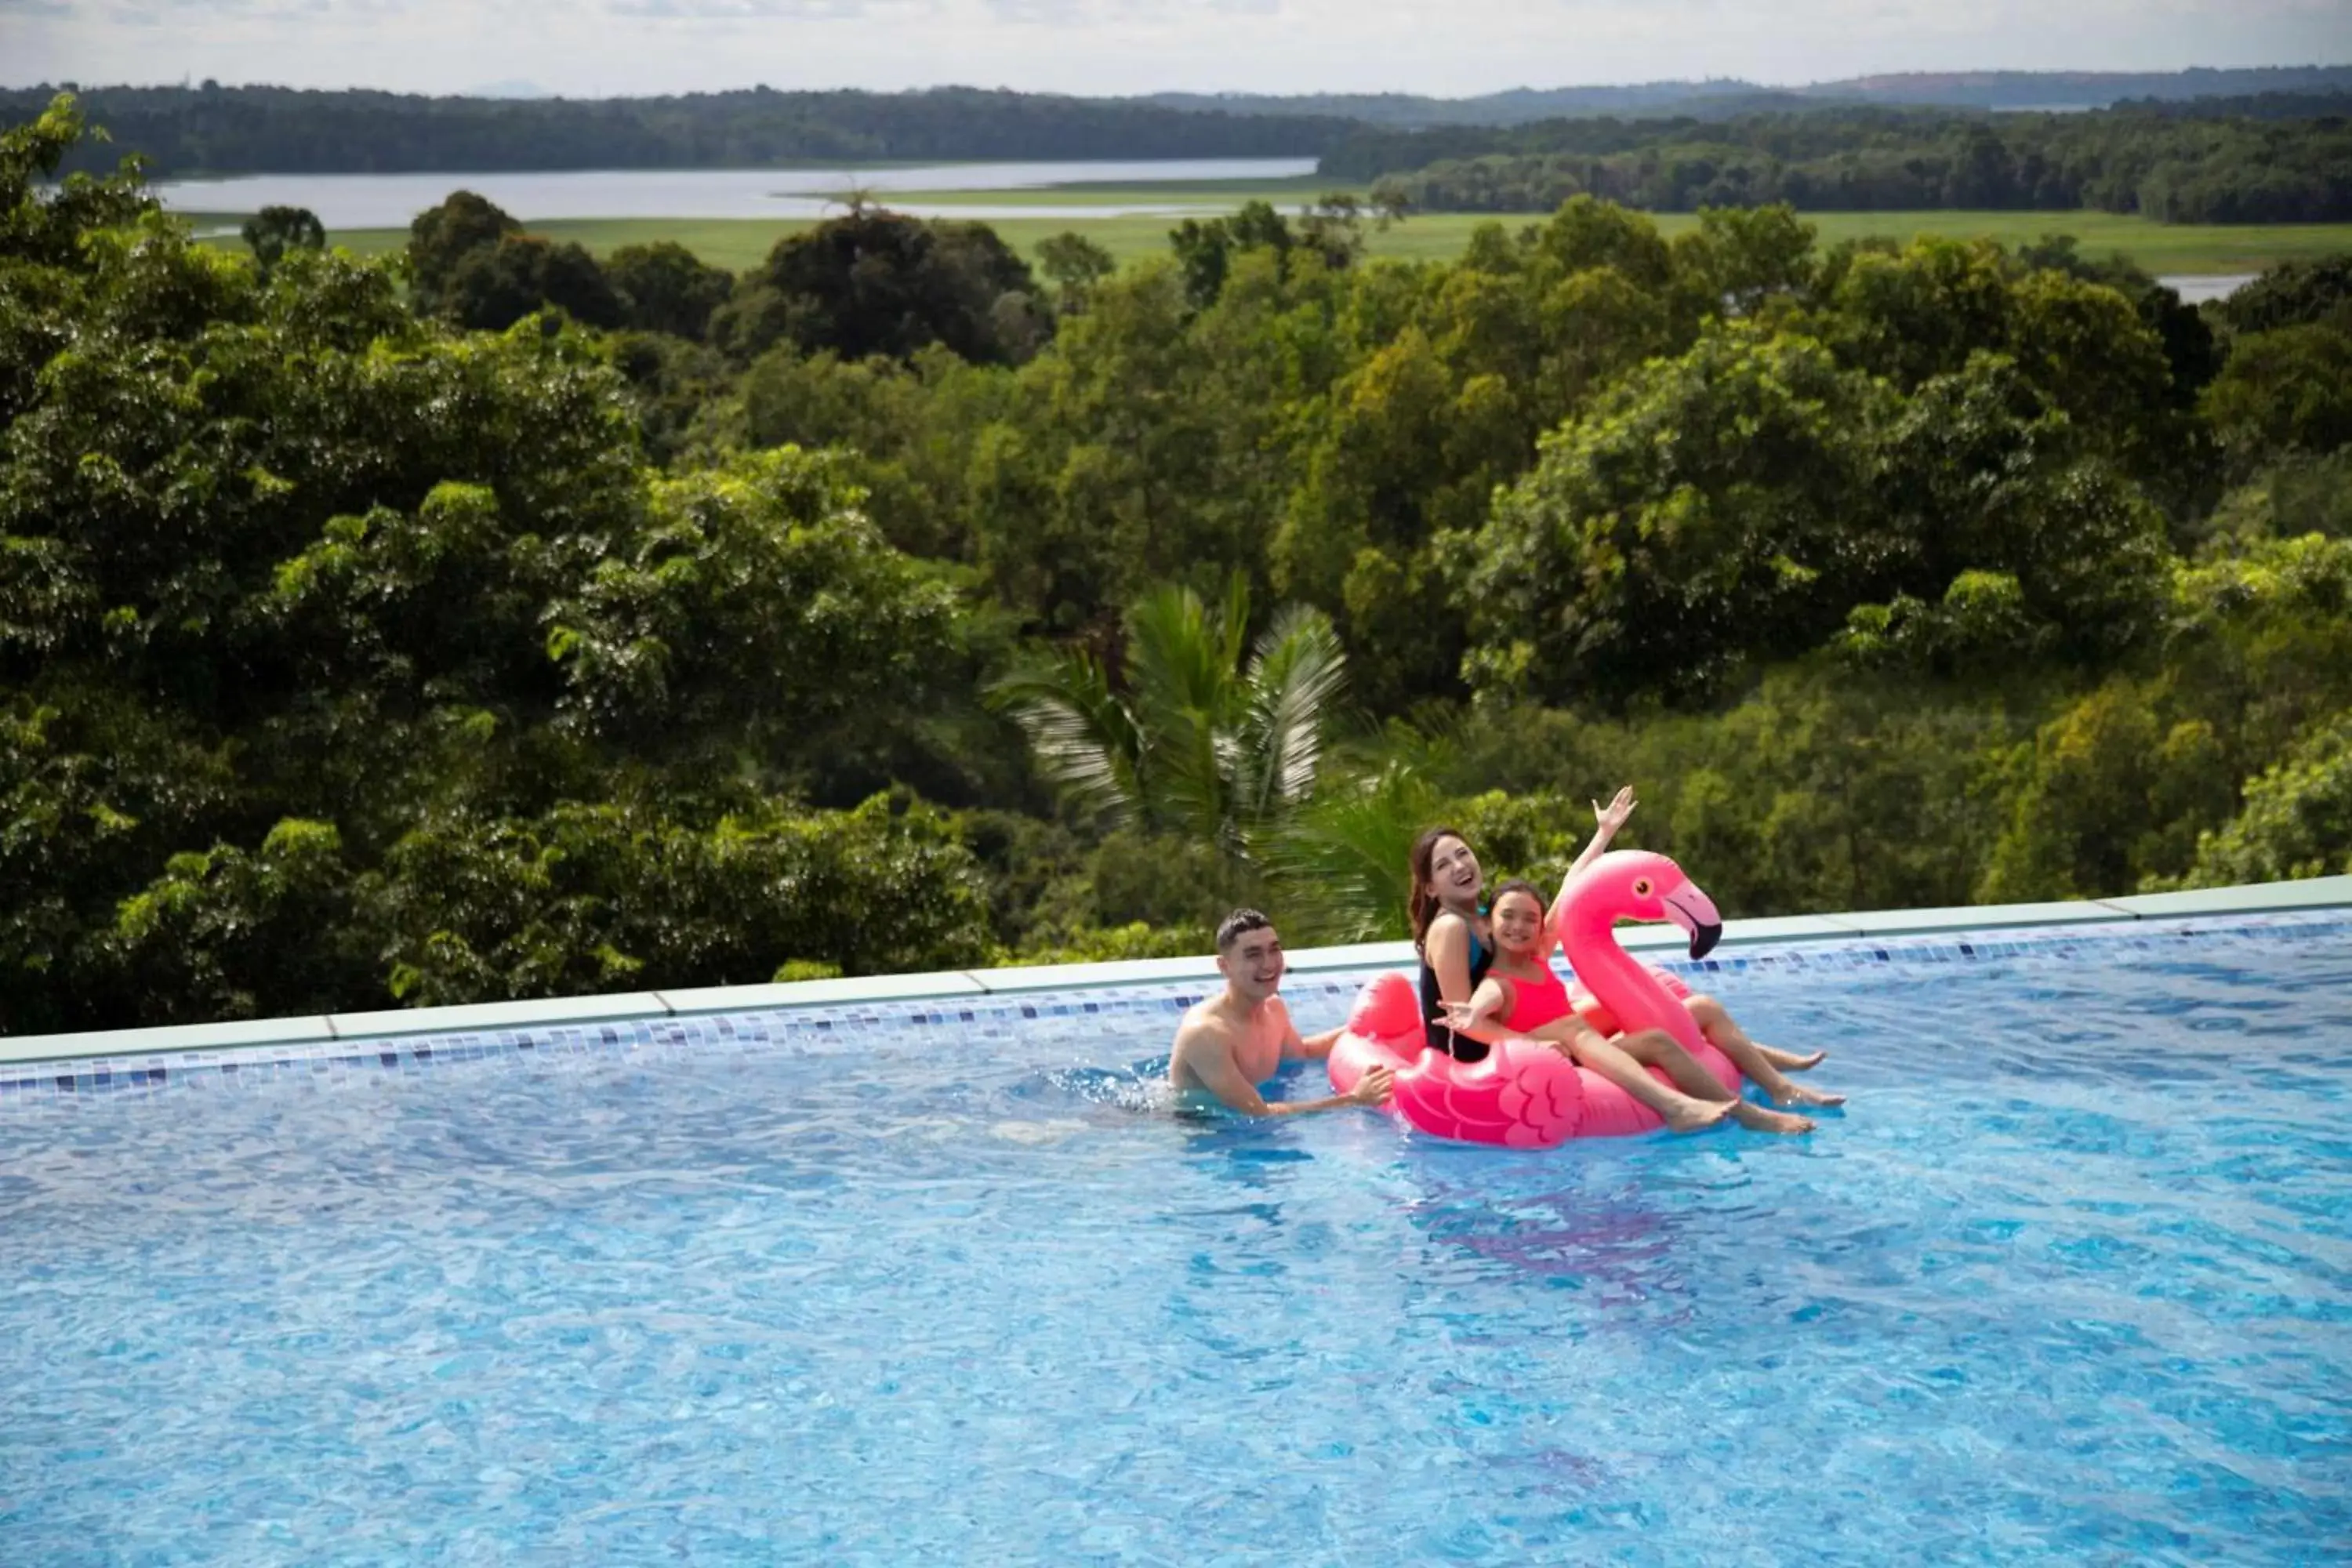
<box><xmin>1419</xmin><ymin>928</ymin><xmax>1494</xmax><ymax>1065</ymax></box>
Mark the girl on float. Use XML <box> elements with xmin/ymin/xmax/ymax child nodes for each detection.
<box><xmin>1446</xmin><ymin>879</ymin><xmax>1831</xmax><ymax>1134</ymax></box>
<box><xmin>1410</xmin><ymin>793</ymin><xmax>1840</xmax><ymax>1131</ymax></box>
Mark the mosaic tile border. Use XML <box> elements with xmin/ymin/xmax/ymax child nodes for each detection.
<box><xmin>3</xmin><ymin>909</ymin><xmax>2346</xmax><ymax>1107</ymax></box>
<box><xmin>9</xmin><ymin>874</ymin><xmax>2348</xmax><ymax>1072</ymax></box>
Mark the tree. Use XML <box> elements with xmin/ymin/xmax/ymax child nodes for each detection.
<box><xmin>2200</xmin><ymin>323</ymin><xmax>2352</xmax><ymax>474</ymax></box>
<box><xmin>1462</xmin><ymin>324</ymin><xmax>1885</xmax><ymax>703</ymax></box>
<box><xmin>1849</xmin><ymin>353</ymin><xmax>2170</xmax><ymax>671</ymax></box>
<box><xmin>605</xmin><ymin>239</ymin><xmax>735</xmax><ymax>341</ymax></box>
<box><xmin>97</xmin><ymin>819</ymin><xmax>374</xmax><ymax>1025</ymax></box>
<box><xmin>240</xmin><ymin>204</ymin><xmax>324</xmax><ymax>274</ymax></box>
<box><xmin>1671</xmin><ymin>203</ymin><xmax>1817</xmax><ymax>318</ymax></box>
<box><xmin>366</xmin><ymin>793</ymin><xmax>997</xmax><ymax>1007</ymax></box>
<box><xmin>1166</xmin><ymin>200</ymin><xmax>1298</xmax><ymax>308</ymax></box>
<box><xmin>2180</xmin><ymin>711</ymin><xmax>2352</xmax><ymax>885</ymax></box>
<box><xmin>0</xmin><ymin>103</ymin><xmax>1014</xmax><ymax>1030</ymax></box>
<box><xmin>543</xmin><ymin>447</ymin><xmax>964</xmax><ymax>789</ymax></box>
<box><xmin>2217</xmin><ymin>256</ymin><xmax>2352</xmax><ymax>336</ymax></box>
<box><xmin>405</xmin><ymin>189</ymin><xmax>521</xmax><ymax>314</ymax></box>
<box><xmin>714</xmin><ymin>209</ymin><xmax>1048</xmax><ymax>366</ymax></box>
<box><xmin>990</xmin><ymin>577</ymin><xmax>1347</xmax><ymax>862</ymax></box>
<box><xmin>1036</xmin><ymin>231</ymin><xmax>1115</xmax><ymax>315</ymax></box>
<box><xmin>440</xmin><ymin>234</ymin><xmax>626</xmax><ymax>331</ymax></box>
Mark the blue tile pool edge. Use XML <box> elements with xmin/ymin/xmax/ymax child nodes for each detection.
<box><xmin>2</xmin><ymin>876</ymin><xmax>2345</xmax><ymax>1070</ymax></box>
<box><xmin>2</xmin><ymin>904</ymin><xmax>2348</xmax><ymax>1104</ymax></box>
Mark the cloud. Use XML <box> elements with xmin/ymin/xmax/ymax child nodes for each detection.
<box><xmin>978</xmin><ymin>0</ymin><xmax>1279</xmax><ymax>20</ymax></box>
<box><xmin>80</xmin><ymin>0</ymin><xmax>410</xmax><ymax>20</ymax></box>
<box><xmin>602</xmin><ymin>0</ymin><xmax>902</xmax><ymax>16</ymax></box>
<box><xmin>3</xmin><ymin>0</ymin><xmax>2346</xmax><ymax>98</ymax></box>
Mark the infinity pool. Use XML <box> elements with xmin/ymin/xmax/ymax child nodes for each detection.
<box><xmin>4</xmin><ymin>918</ymin><xmax>2348</xmax><ymax>1564</ymax></box>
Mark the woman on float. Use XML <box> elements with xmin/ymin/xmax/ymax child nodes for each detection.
<box><xmin>1410</xmin><ymin>793</ymin><xmax>1841</xmax><ymax>1132</ymax></box>
<box><xmin>1446</xmin><ymin>879</ymin><xmax>1830</xmax><ymax>1135</ymax></box>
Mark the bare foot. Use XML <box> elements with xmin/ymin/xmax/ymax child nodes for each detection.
<box><xmin>1774</xmin><ymin>1080</ymin><xmax>1846</xmax><ymax>1109</ymax></box>
<box><xmin>1730</xmin><ymin>1102</ymin><xmax>1815</xmax><ymax>1135</ymax></box>
<box><xmin>1661</xmin><ymin>1097</ymin><xmax>1737</xmax><ymax>1134</ymax></box>
<box><xmin>1760</xmin><ymin>1045</ymin><xmax>1828</xmax><ymax>1072</ymax></box>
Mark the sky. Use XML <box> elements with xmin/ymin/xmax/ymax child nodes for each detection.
<box><xmin>2</xmin><ymin>0</ymin><xmax>2347</xmax><ymax>100</ymax></box>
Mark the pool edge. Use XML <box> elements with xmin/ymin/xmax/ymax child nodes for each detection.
<box><xmin>5</xmin><ymin>875</ymin><xmax>2347</xmax><ymax>1065</ymax></box>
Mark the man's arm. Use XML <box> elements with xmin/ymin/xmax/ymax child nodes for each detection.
<box><xmin>1174</xmin><ymin>1018</ymin><xmax>1392</xmax><ymax>1117</ymax></box>
<box><xmin>1294</xmin><ymin>1025</ymin><xmax>1346</xmax><ymax>1061</ymax></box>
<box><xmin>1272</xmin><ymin>996</ymin><xmax>1346</xmax><ymax>1062</ymax></box>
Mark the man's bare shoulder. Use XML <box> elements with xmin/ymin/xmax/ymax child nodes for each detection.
<box><xmin>1171</xmin><ymin>996</ymin><xmax>1234</xmax><ymax>1055</ymax></box>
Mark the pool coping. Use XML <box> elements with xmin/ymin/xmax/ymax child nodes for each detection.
<box><xmin>4</xmin><ymin>874</ymin><xmax>2347</xmax><ymax>1066</ymax></box>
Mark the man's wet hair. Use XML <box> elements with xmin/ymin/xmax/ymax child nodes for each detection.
<box><xmin>1216</xmin><ymin>908</ymin><xmax>1276</xmax><ymax>953</ymax></box>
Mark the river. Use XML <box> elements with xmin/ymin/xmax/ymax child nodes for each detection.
<box><xmin>155</xmin><ymin>158</ymin><xmax>1319</xmax><ymax>227</ymax></box>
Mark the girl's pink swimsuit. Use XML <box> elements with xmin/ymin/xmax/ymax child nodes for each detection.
<box><xmin>1498</xmin><ymin>964</ymin><xmax>1573</xmax><ymax>1033</ymax></box>
<box><xmin>1501</xmin><ymin>958</ymin><xmax>1694</xmax><ymax>1040</ymax></box>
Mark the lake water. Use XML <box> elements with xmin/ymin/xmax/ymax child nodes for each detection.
<box><xmin>156</xmin><ymin>158</ymin><xmax>1319</xmax><ymax>228</ymax></box>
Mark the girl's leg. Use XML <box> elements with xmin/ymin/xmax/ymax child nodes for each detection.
<box><xmin>1606</xmin><ymin>1028</ymin><xmax>1817</xmax><ymax>1135</ymax></box>
<box><xmin>1685</xmin><ymin>994</ymin><xmax>1824</xmax><ymax>1070</ymax></box>
<box><xmin>1550</xmin><ymin>1029</ymin><xmax>1733</xmax><ymax>1134</ymax></box>
<box><xmin>1684</xmin><ymin>996</ymin><xmax>1843</xmax><ymax>1107</ymax></box>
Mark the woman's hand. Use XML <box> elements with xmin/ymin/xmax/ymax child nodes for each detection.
<box><xmin>1592</xmin><ymin>786</ymin><xmax>1637</xmax><ymax>838</ymax></box>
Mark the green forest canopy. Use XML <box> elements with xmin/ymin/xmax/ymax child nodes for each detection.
<box><xmin>0</xmin><ymin>82</ymin><xmax>1346</xmax><ymax>176</ymax></box>
<box><xmin>8</xmin><ymin>78</ymin><xmax>2352</xmax><ymax>230</ymax></box>
<box><xmin>1323</xmin><ymin>100</ymin><xmax>2352</xmax><ymax>222</ymax></box>
<box><xmin>5</xmin><ymin>93</ymin><xmax>2352</xmax><ymax>1034</ymax></box>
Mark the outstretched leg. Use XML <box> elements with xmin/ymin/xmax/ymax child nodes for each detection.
<box><xmin>1547</xmin><ymin>1029</ymin><xmax>1734</xmax><ymax>1134</ymax></box>
<box><xmin>1684</xmin><ymin>996</ymin><xmax>1843</xmax><ymax>1107</ymax></box>
<box><xmin>1606</xmin><ymin>1028</ymin><xmax>1815</xmax><ymax>1135</ymax></box>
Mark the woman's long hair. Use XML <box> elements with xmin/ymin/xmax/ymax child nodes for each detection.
<box><xmin>1407</xmin><ymin>825</ymin><xmax>1471</xmax><ymax>953</ymax></box>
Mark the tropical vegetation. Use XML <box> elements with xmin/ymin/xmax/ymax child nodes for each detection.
<box><xmin>5</xmin><ymin>93</ymin><xmax>2351</xmax><ymax>1034</ymax></box>
<box><xmin>1327</xmin><ymin>100</ymin><xmax>2352</xmax><ymax>222</ymax></box>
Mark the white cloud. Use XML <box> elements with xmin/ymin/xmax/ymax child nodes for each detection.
<box><xmin>0</xmin><ymin>0</ymin><xmax>2343</xmax><ymax>96</ymax></box>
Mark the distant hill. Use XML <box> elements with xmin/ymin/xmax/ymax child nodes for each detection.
<box><xmin>13</xmin><ymin>67</ymin><xmax>2350</xmax><ymax>179</ymax></box>
<box><xmin>2</xmin><ymin>84</ymin><xmax>1350</xmax><ymax>176</ymax></box>
<box><xmin>1798</xmin><ymin>65</ymin><xmax>2352</xmax><ymax>110</ymax></box>
<box><xmin>1136</xmin><ymin>81</ymin><xmax>1798</xmax><ymax>126</ymax></box>
<box><xmin>1138</xmin><ymin>64</ymin><xmax>2352</xmax><ymax>127</ymax></box>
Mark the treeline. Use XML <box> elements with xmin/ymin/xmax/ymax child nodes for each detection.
<box><xmin>5</xmin><ymin>93</ymin><xmax>2351</xmax><ymax>1035</ymax></box>
<box><xmin>1326</xmin><ymin>101</ymin><xmax>2352</xmax><ymax>222</ymax></box>
<box><xmin>1142</xmin><ymin>66</ymin><xmax>2352</xmax><ymax>124</ymax></box>
<box><xmin>1812</xmin><ymin>65</ymin><xmax>2352</xmax><ymax>111</ymax></box>
<box><xmin>0</xmin><ymin>83</ymin><xmax>1345</xmax><ymax>177</ymax></box>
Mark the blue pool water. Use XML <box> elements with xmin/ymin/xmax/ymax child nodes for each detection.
<box><xmin>3</xmin><ymin>920</ymin><xmax>2350</xmax><ymax>1565</ymax></box>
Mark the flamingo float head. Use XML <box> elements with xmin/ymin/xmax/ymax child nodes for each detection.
<box><xmin>1561</xmin><ymin>849</ymin><xmax>1725</xmax><ymax>960</ymax></box>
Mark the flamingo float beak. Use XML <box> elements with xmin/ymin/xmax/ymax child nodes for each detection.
<box><xmin>1662</xmin><ymin>884</ymin><xmax>1724</xmax><ymax>960</ymax></box>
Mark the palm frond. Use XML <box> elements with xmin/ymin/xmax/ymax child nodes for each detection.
<box><xmin>1123</xmin><ymin>581</ymin><xmax>1240</xmax><ymax>840</ymax></box>
<box><xmin>1234</xmin><ymin>602</ymin><xmax>1349</xmax><ymax>824</ymax></box>
<box><xmin>1124</xmin><ymin>581</ymin><xmax>1240</xmax><ymax>734</ymax></box>
<box><xmin>985</xmin><ymin>649</ymin><xmax>1144</xmax><ymax>826</ymax></box>
<box><xmin>1260</xmin><ymin>761</ymin><xmax>1444</xmax><ymax>943</ymax></box>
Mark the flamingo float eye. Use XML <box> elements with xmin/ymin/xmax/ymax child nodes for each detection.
<box><xmin>1632</xmin><ymin>878</ymin><xmax>1653</xmax><ymax>896</ymax></box>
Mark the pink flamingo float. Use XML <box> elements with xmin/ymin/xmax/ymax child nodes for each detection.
<box><xmin>1327</xmin><ymin>850</ymin><xmax>1741</xmax><ymax>1146</ymax></box>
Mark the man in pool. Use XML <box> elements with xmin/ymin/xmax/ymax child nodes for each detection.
<box><xmin>1169</xmin><ymin>909</ymin><xmax>1396</xmax><ymax>1117</ymax></box>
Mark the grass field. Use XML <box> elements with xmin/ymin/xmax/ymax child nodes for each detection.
<box><xmin>191</xmin><ymin>182</ymin><xmax>2352</xmax><ymax>278</ymax></box>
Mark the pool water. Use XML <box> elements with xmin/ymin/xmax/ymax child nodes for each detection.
<box><xmin>4</xmin><ymin>923</ymin><xmax>2349</xmax><ymax>1565</ymax></box>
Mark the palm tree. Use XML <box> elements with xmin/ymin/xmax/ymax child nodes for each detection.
<box><xmin>1258</xmin><ymin>717</ymin><xmax>1463</xmax><ymax>941</ymax></box>
<box><xmin>989</xmin><ymin>575</ymin><xmax>1348</xmax><ymax>863</ymax></box>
